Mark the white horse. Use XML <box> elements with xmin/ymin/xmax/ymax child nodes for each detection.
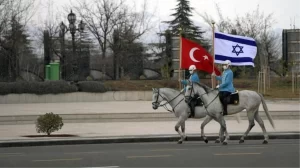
<box><xmin>152</xmin><ymin>88</ymin><xmax>229</xmax><ymax>145</ymax></box>
<box><xmin>184</xmin><ymin>82</ymin><xmax>276</xmax><ymax>144</ymax></box>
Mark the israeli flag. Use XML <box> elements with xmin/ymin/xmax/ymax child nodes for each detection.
<box><xmin>214</xmin><ymin>32</ymin><xmax>257</xmax><ymax>67</ymax></box>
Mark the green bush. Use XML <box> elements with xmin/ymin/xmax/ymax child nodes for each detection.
<box><xmin>0</xmin><ymin>81</ymin><xmax>78</xmax><ymax>95</ymax></box>
<box><xmin>86</xmin><ymin>76</ymin><xmax>94</xmax><ymax>81</ymax></box>
<box><xmin>77</xmin><ymin>81</ymin><xmax>109</xmax><ymax>93</ymax></box>
<box><xmin>35</xmin><ymin>112</ymin><xmax>64</xmax><ymax>136</ymax></box>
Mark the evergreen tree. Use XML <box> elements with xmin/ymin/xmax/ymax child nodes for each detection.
<box><xmin>165</xmin><ymin>0</ymin><xmax>205</xmax><ymax>43</ymax></box>
<box><xmin>111</xmin><ymin>27</ymin><xmax>144</xmax><ymax>80</ymax></box>
<box><xmin>0</xmin><ymin>18</ymin><xmax>38</xmax><ymax>81</ymax></box>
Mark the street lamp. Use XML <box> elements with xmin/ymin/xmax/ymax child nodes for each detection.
<box><xmin>78</xmin><ymin>20</ymin><xmax>85</xmax><ymax>33</ymax></box>
<box><xmin>59</xmin><ymin>21</ymin><xmax>68</xmax><ymax>80</ymax></box>
<box><xmin>59</xmin><ymin>10</ymin><xmax>85</xmax><ymax>81</ymax></box>
<box><xmin>68</xmin><ymin>10</ymin><xmax>77</xmax><ymax>71</ymax></box>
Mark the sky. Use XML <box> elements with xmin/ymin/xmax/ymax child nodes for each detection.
<box><xmin>31</xmin><ymin>0</ymin><xmax>300</xmax><ymax>42</ymax></box>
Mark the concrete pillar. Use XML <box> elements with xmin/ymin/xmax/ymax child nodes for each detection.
<box><xmin>171</xmin><ymin>36</ymin><xmax>182</xmax><ymax>80</ymax></box>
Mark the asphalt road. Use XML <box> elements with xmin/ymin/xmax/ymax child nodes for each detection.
<box><xmin>0</xmin><ymin>139</ymin><xmax>299</xmax><ymax>167</ymax></box>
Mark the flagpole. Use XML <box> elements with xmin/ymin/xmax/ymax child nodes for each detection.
<box><xmin>179</xmin><ymin>28</ymin><xmax>182</xmax><ymax>90</ymax></box>
<box><xmin>211</xmin><ymin>21</ymin><xmax>216</xmax><ymax>88</ymax></box>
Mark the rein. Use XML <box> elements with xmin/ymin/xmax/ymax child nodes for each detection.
<box><xmin>152</xmin><ymin>89</ymin><xmax>184</xmax><ymax>113</ymax></box>
<box><xmin>188</xmin><ymin>83</ymin><xmax>219</xmax><ymax>116</ymax></box>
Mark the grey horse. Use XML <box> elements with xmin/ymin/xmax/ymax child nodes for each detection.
<box><xmin>152</xmin><ymin>88</ymin><xmax>229</xmax><ymax>144</ymax></box>
<box><xmin>184</xmin><ymin>82</ymin><xmax>276</xmax><ymax>144</ymax></box>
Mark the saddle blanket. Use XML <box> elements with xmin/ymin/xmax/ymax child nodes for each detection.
<box><xmin>227</xmin><ymin>91</ymin><xmax>239</xmax><ymax>105</ymax></box>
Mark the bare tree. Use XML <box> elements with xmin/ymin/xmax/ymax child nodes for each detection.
<box><xmin>73</xmin><ymin>0</ymin><xmax>124</xmax><ymax>59</ymax></box>
<box><xmin>73</xmin><ymin>0</ymin><xmax>153</xmax><ymax>59</ymax></box>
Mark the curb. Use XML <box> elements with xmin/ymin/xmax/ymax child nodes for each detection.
<box><xmin>0</xmin><ymin>132</ymin><xmax>299</xmax><ymax>148</ymax></box>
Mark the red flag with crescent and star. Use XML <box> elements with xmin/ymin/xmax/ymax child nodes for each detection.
<box><xmin>181</xmin><ymin>37</ymin><xmax>221</xmax><ymax>76</ymax></box>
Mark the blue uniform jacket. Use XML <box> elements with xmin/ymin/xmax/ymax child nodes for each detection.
<box><xmin>216</xmin><ymin>69</ymin><xmax>235</xmax><ymax>93</ymax></box>
<box><xmin>181</xmin><ymin>73</ymin><xmax>200</xmax><ymax>91</ymax></box>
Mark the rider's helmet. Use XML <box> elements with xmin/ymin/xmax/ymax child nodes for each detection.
<box><xmin>224</xmin><ymin>60</ymin><xmax>231</xmax><ymax>66</ymax></box>
<box><xmin>222</xmin><ymin>60</ymin><xmax>231</xmax><ymax>70</ymax></box>
<box><xmin>189</xmin><ymin>65</ymin><xmax>196</xmax><ymax>73</ymax></box>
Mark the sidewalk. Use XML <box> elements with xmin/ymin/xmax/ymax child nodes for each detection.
<box><xmin>0</xmin><ymin>100</ymin><xmax>299</xmax><ymax>147</ymax></box>
<box><xmin>0</xmin><ymin>119</ymin><xmax>299</xmax><ymax>147</ymax></box>
<box><xmin>0</xmin><ymin>119</ymin><xmax>299</xmax><ymax>140</ymax></box>
<box><xmin>0</xmin><ymin>100</ymin><xmax>299</xmax><ymax>124</ymax></box>
<box><xmin>0</xmin><ymin>100</ymin><xmax>299</xmax><ymax>116</ymax></box>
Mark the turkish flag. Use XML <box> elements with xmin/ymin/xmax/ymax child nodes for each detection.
<box><xmin>181</xmin><ymin>37</ymin><xmax>221</xmax><ymax>76</ymax></box>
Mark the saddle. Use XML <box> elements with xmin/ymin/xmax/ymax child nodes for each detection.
<box><xmin>190</xmin><ymin>94</ymin><xmax>204</xmax><ymax>107</ymax></box>
<box><xmin>226</xmin><ymin>91</ymin><xmax>239</xmax><ymax>105</ymax></box>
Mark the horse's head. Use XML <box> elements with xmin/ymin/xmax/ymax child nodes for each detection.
<box><xmin>184</xmin><ymin>84</ymin><xmax>194</xmax><ymax>103</ymax></box>
<box><xmin>184</xmin><ymin>82</ymin><xmax>210</xmax><ymax>103</ymax></box>
<box><xmin>152</xmin><ymin>88</ymin><xmax>165</xmax><ymax>110</ymax></box>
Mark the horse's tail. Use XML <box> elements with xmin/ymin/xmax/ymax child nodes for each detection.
<box><xmin>258</xmin><ymin>93</ymin><xmax>275</xmax><ymax>129</ymax></box>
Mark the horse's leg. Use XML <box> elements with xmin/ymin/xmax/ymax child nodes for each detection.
<box><xmin>215</xmin><ymin>115</ymin><xmax>229</xmax><ymax>145</ymax></box>
<box><xmin>215</xmin><ymin>127</ymin><xmax>222</xmax><ymax>143</ymax></box>
<box><xmin>239</xmin><ymin>109</ymin><xmax>256</xmax><ymax>144</ymax></box>
<box><xmin>236</xmin><ymin>113</ymin><xmax>241</xmax><ymax>123</ymax></box>
<box><xmin>181</xmin><ymin>121</ymin><xmax>188</xmax><ymax>141</ymax></box>
<box><xmin>215</xmin><ymin>125</ymin><xmax>230</xmax><ymax>143</ymax></box>
<box><xmin>201</xmin><ymin>116</ymin><xmax>212</xmax><ymax>143</ymax></box>
<box><xmin>254</xmin><ymin>111</ymin><xmax>269</xmax><ymax>144</ymax></box>
<box><xmin>175</xmin><ymin>116</ymin><xmax>186</xmax><ymax>144</ymax></box>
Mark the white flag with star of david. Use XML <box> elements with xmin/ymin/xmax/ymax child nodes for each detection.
<box><xmin>214</xmin><ymin>31</ymin><xmax>257</xmax><ymax>67</ymax></box>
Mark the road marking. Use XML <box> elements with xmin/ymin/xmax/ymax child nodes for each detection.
<box><xmin>64</xmin><ymin>151</ymin><xmax>104</xmax><ymax>155</ymax></box>
<box><xmin>210</xmin><ymin>144</ymin><xmax>299</xmax><ymax>148</ymax></box>
<box><xmin>210</xmin><ymin>145</ymin><xmax>263</xmax><ymax>148</ymax></box>
<box><xmin>81</xmin><ymin>167</ymin><xmax>119</xmax><ymax>168</ymax></box>
<box><xmin>230</xmin><ymin>147</ymin><xmax>266</xmax><ymax>149</ymax></box>
<box><xmin>269</xmin><ymin>144</ymin><xmax>299</xmax><ymax>146</ymax></box>
<box><xmin>214</xmin><ymin>153</ymin><xmax>261</xmax><ymax>156</ymax></box>
<box><xmin>127</xmin><ymin>155</ymin><xmax>172</xmax><ymax>159</ymax></box>
<box><xmin>32</xmin><ymin>158</ymin><xmax>82</xmax><ymax>162</ymax></box>
<box><xmin>0</xmin><ymin>153</ymin><xmax>25</xmax><ymax>158</ymax></box>
<box><xmin>150</xmin><ymin>149</ymin><xmax>188</xmax><ymax>152</ymax></box>
<box><xmin>210</xmin><ymin>146</ymin><xmax>266</xmax><ymax>149</ymax></box>
<box><xmin>0</xmin><ymin>153</ymin><xmax>23</xmax><ymax>155</ymax></box>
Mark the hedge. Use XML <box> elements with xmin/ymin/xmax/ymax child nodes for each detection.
<box><xmin>77</xmin><ymin>81</ymin><xmax>111</xmax><ymax>93</ymax></box>
<box><xmin>0</xmin><ymin>81</ymin><xmax>112</xmax><ymax>95</ymax></box>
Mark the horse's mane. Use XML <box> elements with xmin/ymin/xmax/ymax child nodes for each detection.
<box><xmin>192</xmin><ymin>82</ymin><xmax>213</xmax><ymax>93</ymax></box>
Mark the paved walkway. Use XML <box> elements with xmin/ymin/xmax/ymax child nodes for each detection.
<box><xmin>0</xmin><ymin>119</ymin><xmax>299</xmax><ymax>141</ymax></box>
<box><xmin>0</xmin><ymin>100</ymin><xmax>299</xmax><ymax>116</ymax></box>
<box><xmin>0</xmin><ymin>100</ymin><xmax>298</xmax><ymax>143</ymax></box>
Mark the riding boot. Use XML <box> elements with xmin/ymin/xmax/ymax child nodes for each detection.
<box><xmin>188</xmin><ymin>100</ymin><xmax>195</xmax><ymax>118</ymax></box>
<box><xmin>191</xmin><ymin>101</ymin><xmax>195</xmax><ymax>117</ymax></box>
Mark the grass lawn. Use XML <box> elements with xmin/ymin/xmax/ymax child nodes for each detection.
<box><xmin>104</xmin><ymin>78</ymin><xmax>300</xmax><ymax>99</ymax></box>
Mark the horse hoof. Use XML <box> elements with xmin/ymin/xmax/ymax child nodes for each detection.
<box><xmin>222</xmin><ymin>142</ymin><xmax>228</xmax><ymax>145</ymax></box>
<box><xmin>184</xmin><ymin>137</ymin><xmax>188</xmax><ymax>141</ymax></box>
<box><xmin>239</xmin><ymin>139</ymin><xmax>244</xmax><ymax>144</ymax></box>
<box><xmin>215</xmin><ymin>140</ymin><xmax>220</xmax><ymax>143</ymax></box>
<box><xmin>177</xmin><ymin>141</ymin><xmax>183</xmax><ymax>144</ymax></box>
<box><xmin>263</xmin><ymin>140</ymin><xmax>268</xmax><ymax>144</ymax></box>
<box><xmin>204</xmin><ymin>139</ymin><xmax>208</xmax><ymax>144</ymax></box>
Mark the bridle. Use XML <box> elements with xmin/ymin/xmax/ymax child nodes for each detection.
<box><xmin>152</xmin><ymin>89</ymin><xmax>184</xmax><ymax>113</ymax></box>
<box><xmin>185</xmin><ymin>83</ymin><xmax>219</xmax><ymax>115</ymax></box>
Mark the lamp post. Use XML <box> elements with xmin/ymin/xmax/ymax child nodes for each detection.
<box><xmin>59</xmin><ymin>22</ymin><xmax>67</xmax><ymax>80</ymax></box>
<box><xmin>59</xmin><ymin>10</ymin><xmax>85</xmax><ymax>81</ymax></box>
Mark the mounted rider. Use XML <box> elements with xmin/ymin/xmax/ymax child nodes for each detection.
<box><xmin>180</xmin><ymin>65</ymin><xmax>200</xmax><ymax>118</ymax></box>
<box><xmin>213</xmin><ymin>60</ymin><xmax>236</xmax><ymax>116</ymax></box>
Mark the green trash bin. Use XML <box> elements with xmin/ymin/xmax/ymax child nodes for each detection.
<box><xmin>49</xmin><ymin>62</ymin><xmax>60</xmax><ymax>80</ymax></box>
